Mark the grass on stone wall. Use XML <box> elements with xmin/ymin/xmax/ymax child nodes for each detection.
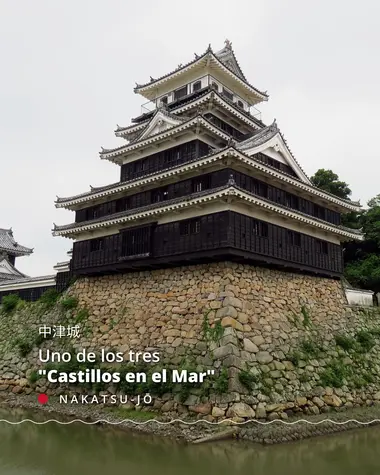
<box><xmin>28</xmin><ymin>370</ymin><xmax>40</xmax><ymax>384</ymax></box>
<box><xmin>13</xmin><ymin>337</ymin><xmax>33</xmax><ymax>358</ymax></box>
<box><xmin>238</xmin><ymin>368</ymin><xmax>259</xmax><ymax>391</ymax></box>
<box><xmin>300</xmin><ymin>338</ymin><xmax>322</xmax><ymax>358</ymax></box>
<box><xmin>1</xmin><ymin>294</ymin><xmax>22</xmax><ymax>314</ymax></box>
<box><xmin>334</xmin><ymin>334</ymin><xmax>357</xmax><ymax>351</ymax></box>
<box><xmin>319</xmin><ymin>359</ymin><xmax>350</xmax><ymax>388</ymax></box>
<box><xmin>202</xmin><ymin>312</ymin><xmax>224</xmax><ymax>343</ymax></box>
<box><xmin>38</xmin><ymin>289</ymin><xmax>61</xmax><ymax>309</ymax></box>
<box><xmin>60</xmin><ymin>296</ymin><xmax>79</xmax><ymax>311</ymax></box>
<box><xmin>355</xmin><ymin>330</ymin><xmax>376</xmax><ymax>352</ymax></box>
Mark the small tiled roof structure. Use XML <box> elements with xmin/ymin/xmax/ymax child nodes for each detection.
<box><xmin>0</xmin><ymin>274</ymin><xmax>55</xmax><ymax>287</ymax></box>
<box><xmin>0</xmin><ymin>228</ymin><xmax>33</xmax><ymax>256</ymax></box>
<box><xmin>0</xmin><ymin>257</ymin><xmax>27</xmax><ymax>281</ymax></box>
<box><xmin>134</xmin><ymin>41</ymin><xmax>268</xmax><ymax>101</ymax></box>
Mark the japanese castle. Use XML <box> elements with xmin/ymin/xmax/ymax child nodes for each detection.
<box><xmin>54</xmin><ymin>40</ymin><xmax>362</xmax><ymax>279</ymax></box>
<box><xmin>0</xmin><ymin>228</ymin><xmax>33</xmax><ymax>281</ymax></box>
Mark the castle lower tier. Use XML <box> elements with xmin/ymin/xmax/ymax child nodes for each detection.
<box><xmin>71</xmin><ymin>211</ymin><xmax>343</xmax><ymax>278</ymax></box>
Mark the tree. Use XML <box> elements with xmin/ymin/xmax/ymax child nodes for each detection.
<box><xmin>310</xmin><ymin>169</ymin><xmax>352</xmax><ymax>200</ymax></box>
<box><xmin>345</xmin><ymin>255</ymin><xmax>380</xmax><ymax>294</ymax></box>
<box><xmin>344</xmin><ymin>195</ymin><xmax>380</xmax><ymax>294</ymax></box>
<box><xmin>310</xmin><ymin>169</ymin><xmax>361</xmax><ymax>229</ymax></box>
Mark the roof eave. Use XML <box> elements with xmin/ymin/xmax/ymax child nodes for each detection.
<box><xmin>134</xmin><ymin>53</ymin><xmax>268</xmax><ymax>104</ymax></box>
<box><xmin>53</xmin><ymin>186</ymin><xmax>364</xmax><ymax>242</ymax></box>
<box><xmin>55</xmin><ymin>147</ymin><xmax>362</xmax><ymax>212</ymax></box>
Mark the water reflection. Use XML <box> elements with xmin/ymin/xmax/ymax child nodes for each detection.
<box><xmin>0</xmin><ymin>408</ymin><xmax>379</xmax><ymax>475</ymax></box>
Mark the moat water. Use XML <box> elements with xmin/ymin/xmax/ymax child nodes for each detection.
<box><xmin>0</xmin><ymin>408</ymin><xmax>380</xmax><ymax>474</ymax></box>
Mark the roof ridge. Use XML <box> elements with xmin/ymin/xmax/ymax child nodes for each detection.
<box><xmin>134</xmin><ymin>43</ymin><xmax>268</xmax><ymax>99</ymax></box>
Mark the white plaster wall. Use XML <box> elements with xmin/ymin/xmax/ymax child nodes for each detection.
<box><xmin>345</xmin><ymin>288</ymin><xmax>373</xmax><ymax>306</ymax></box>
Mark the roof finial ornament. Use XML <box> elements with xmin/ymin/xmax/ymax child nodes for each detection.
<box><xmin>206</xmin><ymin>43</ymin><xmax>212</xmax><ymax>53</ymax></box>
<box><xmin>228</xmin><ymin>173</ymin><xmax>235</xmax><ymax>186</ymax></box>
<box><xmin>224</xmin><ymin>39</ymin><xmax>232</xmax><ymax>49</ymax></box>
<box><xmin>196</xmin><ymin>104</ymin><xmax>205</xmax><ymax>116</ymax></box>
<box><xmin>150</xmin><ymin>76</ymin><xmax>155</xmax><ymax>82</ymax></box>
<box><xmin>227</xmin><ymin>137</ymin><xmax>236</xmax><ymax>147</ymax></box>
<box><xmin>177</xmin><ymin>63</ymin><xmax>183</xmax><ymax>69</ymax></box>
<box><xmin>194</xmin><ymin>53</ymin><xmax>199</xmax><ymax>59</ymax></box>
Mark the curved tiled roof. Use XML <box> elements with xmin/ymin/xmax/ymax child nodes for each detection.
<box><xmin>56</xmin><ymin>144</ymin><xmax>361</xmax><ymax>212</ymax></box>
<box><xmin>116</xmin><ymin>88</ymin><xmax>265</xmax><ymax>136</ymax></box>
<box><xmin>134</xmin><ymin>44</ymin><xmax>268</xmax><ymax>101</ymax></box>
<box><xmin>0</xmin><ymin>228</ymin><xmax>33</xmax><ymax>255</ymax></box>
<box><xmin>53</xmin><ymin>183</ymin><xmax>363</xmax><ymax>242</ymax></box>
<box><xmin>0</xmin><ymin>274</ymin><xmax>55</xmax><ymax>287</ymax></box>
<box><xmin>100</xmin><ymin>115</ymin><xmax>230</xmax><ymax>160</ymax></box>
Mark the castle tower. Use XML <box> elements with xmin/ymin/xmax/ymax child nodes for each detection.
<box><xmin>0</xmin><ymin>228</ymin><xmax>33</xmax><ymax>280</ymax></box>
<box><xmin>54</xmin><ymin>41</ymin><xmax>362</xmax><ymax>278</ymax></box>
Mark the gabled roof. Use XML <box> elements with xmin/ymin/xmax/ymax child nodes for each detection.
<box><xmin>236</xmin><ymin>120</ymin><xmax>311</xmax><ymax>184</ymax></box>
<box><xmin>131</xmin><ymin>107</ymin><xmax>188</xmax><ymax>143</ymax></box>
<box><xmin>0</xmin><ymin>228</ymin><xmax>33</xmax><ymax>256</ymax></box>
<box><xmin>100</xmin><ymin>115</ymin><xmax>230</xmax><ymax>163</ymax></box>
<box><xmin>115</xmin><ymin>89</ymin><xmax>264</xmax><ymax>139</ymax></box>
<box><xmin>0</xmin><ymin>257</ymin><xmax>26</xmax><ymax>280</ymax></box>
<box><xmin>215</xmin><ymin>40</ymin><xmax>246</xmax><ymax>81</ymax></box>
<box><xmin>134</xmin><ymin>42</ymin><xmax>268</xmax><ymax>105</ymax></box>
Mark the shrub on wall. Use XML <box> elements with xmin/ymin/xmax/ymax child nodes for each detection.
<box><xmin>60</xmin><ymin>296</ymin><xmax>78</xmax><ymax>311</ymax></box>
<box><xmin>39</xmin><ymin>289</ymin><xmax>60</xmax><ymax>308</ymax></box>
<box><xmin>1</xmin><ymin>294</ymin><xmax>20</xmax><ymax>313</ymax></box>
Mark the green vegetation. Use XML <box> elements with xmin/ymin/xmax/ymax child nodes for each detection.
<box><xmin>287</xmin><ymin>350</ymin><xmax>303</xmax><ymax>367</ymax></box>
<box><xmin>13</xmin><ymin>337</ymin><xmax>33</xmax><ymax>357</ymax></box>
<box><xmin>310</xmin><ymin>169</ymin><xmax>352</xmax><ymax>200</ymax></box>
<box><xmin>28</xmin><ymin>370</ymin><xmax>39</xmax><ymax>384</ymax></box>
<box><xmin>320</xmin><ymin>360</ymin><xmax>350</xmax><ymax>388</ymax></box>
<box><xmin>60</xmin><ymin>296</ymin><xmax>78</xmax><ymax>311</ymax></box>
<box><xmin>238</xmin><ymin>368</ymin><xmax>259</xmax><ymax>391</ymax></box>
<box><xmin>39</xmin><ymin>289</ymin><xmax>60</xmax><ymax>308</ymax></box>
<box><xmin>334</xmin><ymin>334</ymin><xmax>356</xmax><ymax>351</ymax></box>
<box><xmin>213</xmin><ymin>367</ymin><xmax>228</xmax><ymax>394</ymax></box>
<box><xmin>1</xmin><ymin>294</ymin><xmax>21</xmax><ymax>313</ymax></box>
<box><xmin>311</xmin><ymin>169</ymin><xmax>380</xmax><ymax>294</ymax></box>
<box><xmin>74</xmin><ymin>308</ymin><xmax>89</xmax><ymax>324</ymax></box>
<box><xmin>370</xmin><ymin>327</ymin><xmax>380</xmax><ymax>337</ymax></box>
<box><xmin>356</xmin><ymin>330</ymin><xmax>375</xmax><ymax>352</ymax></box>
<box><xmin>300</xmin><ymin>338</ymin><xmax>321</xmax><ymax>358</ymax></box>
<box><xmin>299</xmin><ymin>372</ymin><xmax>310</xmax><ymax>383</ymax></box>
<box><xmin>300</xmin><ymin>305</ymin><xmax>313</xmax><ymax>328</ymax></box>
<box><xmin>202</xmin><ymin>312</ymin><xmax>224</xmax><ymax>343</ymax></box>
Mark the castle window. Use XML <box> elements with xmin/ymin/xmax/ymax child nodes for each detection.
<box><xmin>222</xmin><ymin>88</ymin><xmax>233</xmax><ymax>101</ymax></box>
<box><xmin>237</xmin><ymin>100</ymin><xmax>244</xmax><ymax>109</ymax></box>
<box><xmin>173</xmin><ymin>85</ymin><xmax>188</xmax><ymax>101</ymax></box>
<box><xmin>252</xmin><ymin>220</ymin><xmax>268</xmax><ymax>238</ymax></box>
<box><xmin>90</xmin><ymin>238</ymin><xmax>104</xmax><ymax>252</ymax></box>
<box><xmin>316</xmin><ymin>240</ymin><xmax>328</xmax><ymax>254</ymax></box>
<box><xmin>211</xmin><ymin>82</ymin><xmax>218</xmax><ymax>91</ymax></box>
<box><xmin>313</xmin><ymin>203</ymin><xmax>326</xmax><ymax>220</ymax></box>
<box><xmin>192</xmin><ymin>176</ymin><xmax>210</xmax><ymax>193</ymax></box>
<box><xmin>180</xmin><ymin>219</ymin><xmax>201</xmax><ymax>235</ymax></box>
<box><xmin>193</xmin><ymin>81</ymin><xmax>201</xmax><ymax>92</ymax></box>
<box><xmin>160</xmin><ymin>96</ymin><xmax>168</xmax><ymax>106</ymax></box>
<box><xmin>287</xmin><ymin>230</ymin><xmax>301</xmax><ymax>247</ymax></box>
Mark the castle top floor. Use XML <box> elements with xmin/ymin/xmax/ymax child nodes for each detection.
<box><xmin>134</xmin><ymin>41</ymin><xmax>268</xmax><ymax>112</ymax></box>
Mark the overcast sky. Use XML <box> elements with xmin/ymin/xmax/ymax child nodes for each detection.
<box><xmin>1</xmin><ymin>0</ymin><xmax>379</xmax><ymax>277</ymax></box>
